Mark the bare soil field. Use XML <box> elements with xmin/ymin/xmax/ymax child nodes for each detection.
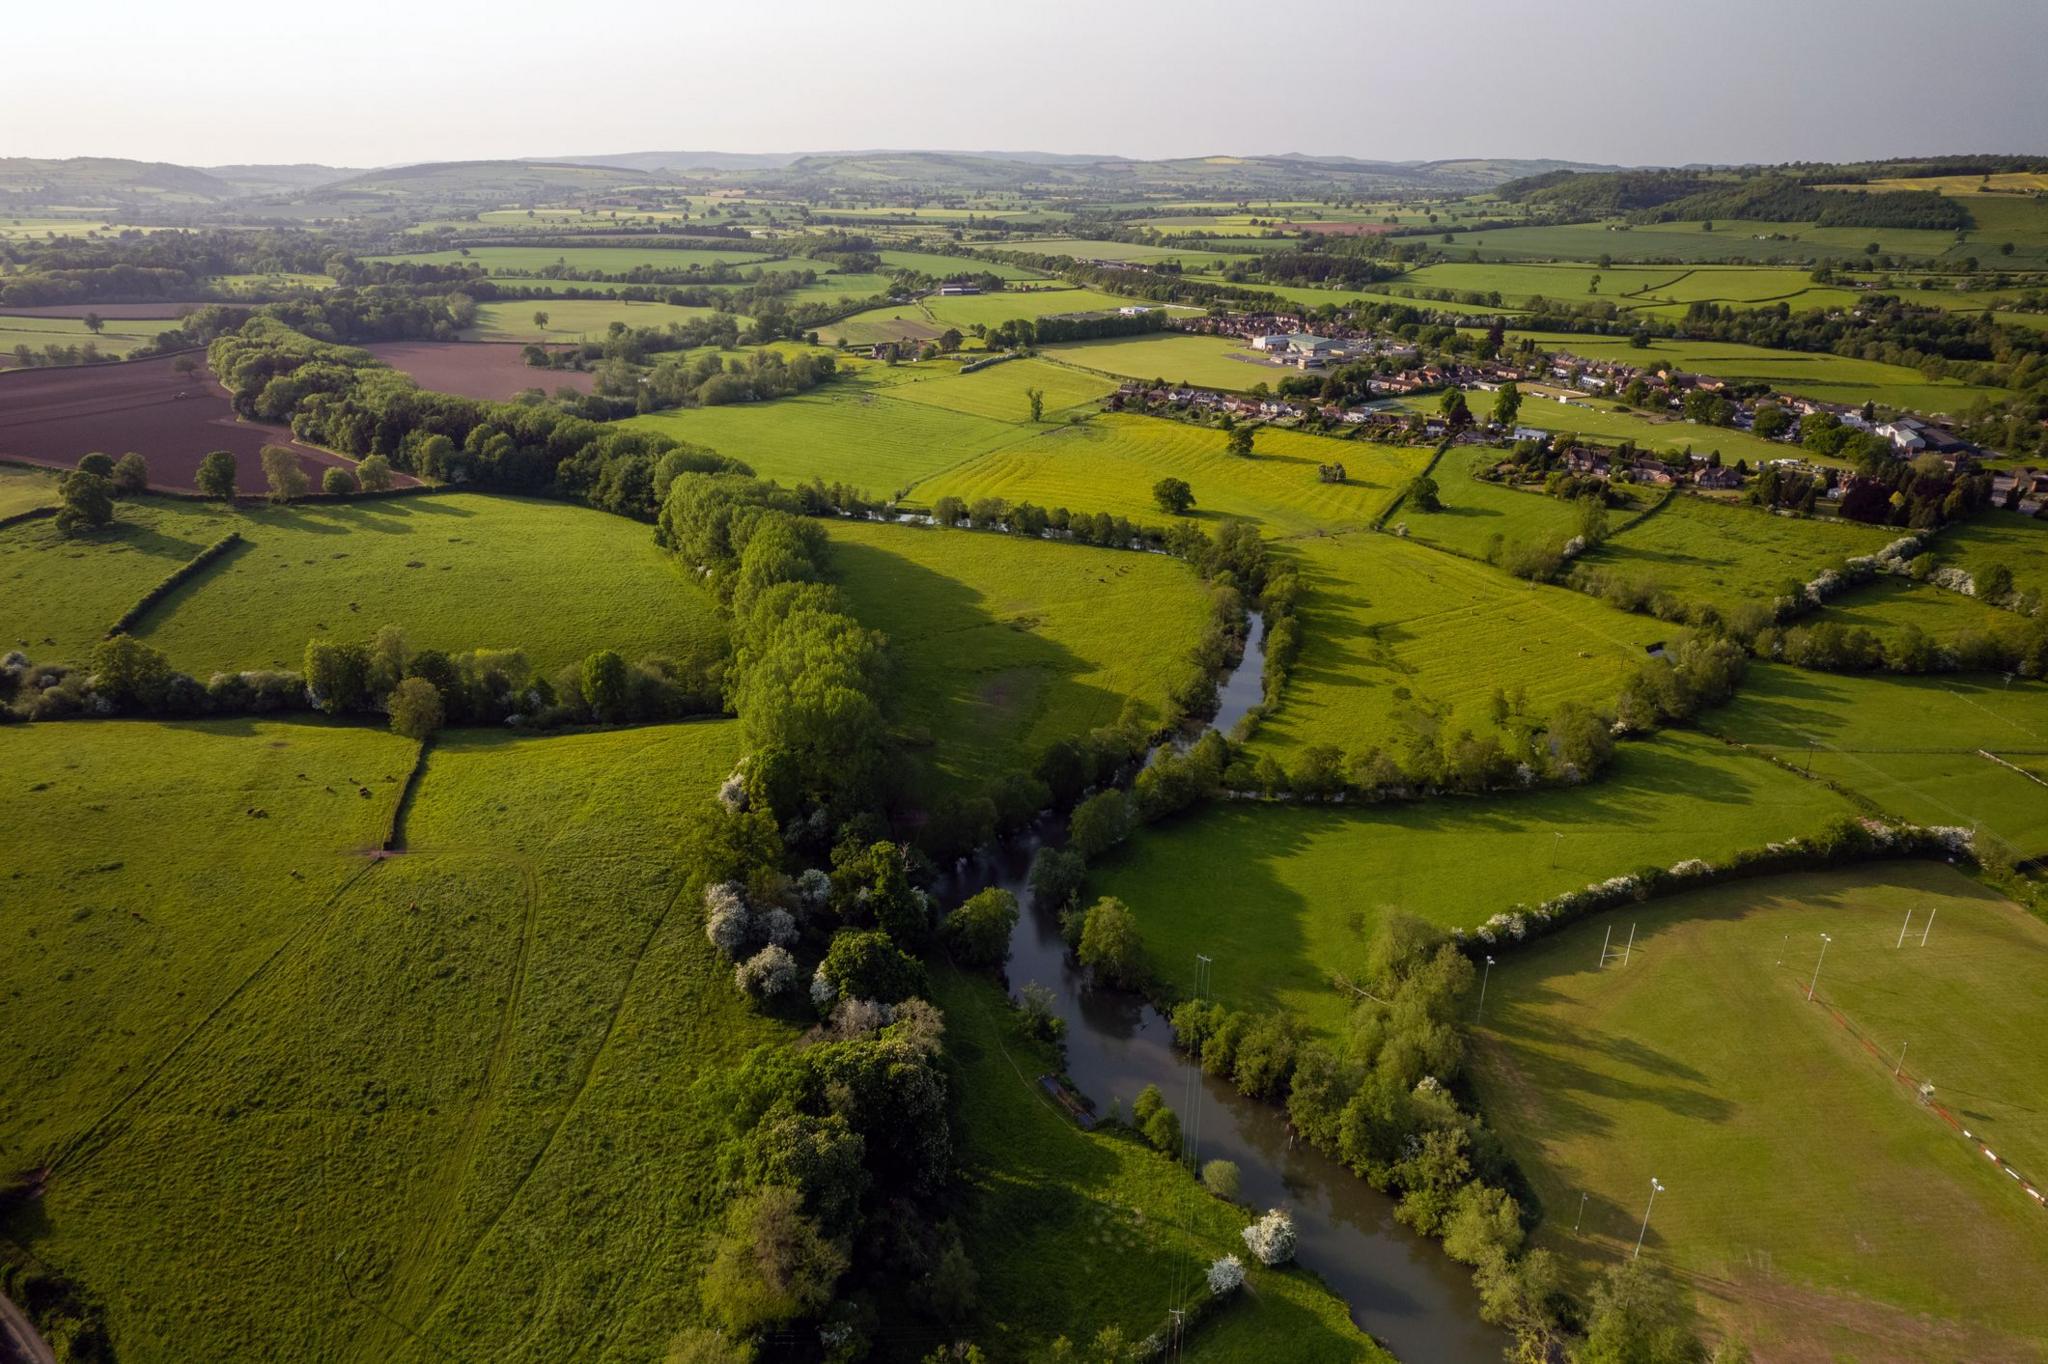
<box><xmin>0</xmin><ymin>355</ymin><xmax>391</xmax><ymax>491</ymax></box>
<box><xmin>362</xmin><ymin>340</ymin><xmax>596</xmax><ymax>401</ymax></box>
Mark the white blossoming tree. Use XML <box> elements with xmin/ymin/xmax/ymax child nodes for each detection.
<box><xmin>703</xmin><ymin>882</ymin><xmax>752</xmax><ymax>960</ymax></box>
<box><xmin>735</xmin><ymin>944</ymin><xmax>798</xmax><ymax>998</ymax></box>
<box><xmin>1207</xmin><ymin>1254</ymin><xmax>1246</xmax><ymax>1296</ymax></box>
<box><xmin>1241</xmin><ymin>1208</ymin><xmax>1296</xmax><ymax>1266</ymax></box>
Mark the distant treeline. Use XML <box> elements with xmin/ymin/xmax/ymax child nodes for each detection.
<box><xmin>1497</xmin><ymin>168</ymin><xmax>1974</xmax><ymax>231</ymax></box>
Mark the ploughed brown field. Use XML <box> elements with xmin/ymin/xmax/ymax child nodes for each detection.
<box><xmin>363</xmin><ymin>340</ymin><xmax>597</xmax><ymax>402</ymax></box>
<box><xmin>0</xmin><ymin>354</ymin><xmax>404</xmax><ymax>491</ymax></box>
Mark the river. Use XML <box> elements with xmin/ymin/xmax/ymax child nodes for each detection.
<box><xmin>934</xmin><ymin>614</ymin><xmax>1503</xmax><ymax>1363</ymax></box>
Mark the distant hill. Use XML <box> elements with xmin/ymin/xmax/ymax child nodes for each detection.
<box><xmin>0</xmin><ymin>157</ymin><xmax>249</xmax><ymax>209</ymax></box>
<box><xmin>269</xmin><ymin>159</ymin><xmax>663</xmax><ymax>218</ymax></box>
<box><xmin>201</xmin><ymin>163</ymin><xmax>363</xmax><ymax>194</ymax></box>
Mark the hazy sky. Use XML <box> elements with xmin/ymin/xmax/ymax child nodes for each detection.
<box><xmin>11</xmin><ymin>0</ymin><xmax>2045</xmax><ymax>169</ymax></box>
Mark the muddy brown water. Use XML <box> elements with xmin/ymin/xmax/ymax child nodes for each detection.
<box><xmin>934</xmin><ymin>616</ymin><xmax>1503</xmax><ymax>1363</ymax></box>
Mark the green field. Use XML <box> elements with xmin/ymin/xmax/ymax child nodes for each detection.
<box><xmin>1708</xmin><ymin>662</ymin><xmax>2048</xmax><ymax>864</ymax></box>
<box><xmin>820</xmin><ymin>288</ymin><xmax>1188</xmax><ymax>347</ymax></box>
<box><xmin>1430</xmin><ymin>219</ymin><xmax>1973</xmax><ymax>265</ymax></box>
<box><xmin>466</xmin><ymin>298</ymin><xmax>734</xmax><ymax>342</ymax></box>
<box><xmin>0</xmin><ymin>463</ymin><xmax>62</xmax><ymax>516</ymax></box>
<box><xmin>0</xmin><ymin>313</ymin><xmax>185</xmax><ymax>358</ymax></box>
<box><xmin>915</xmin><ymin>411</ymin><xmax>1421</xmax><ymax>535</ymax></box>
<box><xmin>1391</xmin><ymin>446</ymin><xmax>1590</xmax><ymax>559</ymax></box>
<box><xmin>882</xmin><ymin>357</ymin><xmax>1117</xmax><ymax>421</ymax></box>
<box><xmin>875</xmin><ymin>249</ymin><xmax>1047</xmax><ymax>280</ymax></box>
<box><xmin>935</xmin><ymin>970</ymin><xmax>1378</xmax><ymax>1362</ymax></box>
<box><xmin>1586</xmin><ymin>494</ymin><xmax>1892</xmax><ymax>615</ymax></box>
<box><xmin>1930</xmin><ymin>509</ymin><xmax>2048</xmax><ymax>599</ymax></box>
<box><xmin>129</xmin><ymin>494</ymin><xmax>725</xmax><ymax>675</ymax></box>
<box><xmin>1004</xmin><ymin>238</ymin><xmax>1264</xmax><ymax>268</ymax></box>
<box><xmin>1815</xmin><ymin>575</ymin><xmax>2027</xmax><ymax>645</ymax></box>
<box><xmin>825</xmin><ymin>519</ymin><xmax>1213</xmax><ymax>793</ymax></box>
<box><xmin>0</xmin><ymin>497</ymin><xmax>238</xmax><ymax>663</ymax></box>
<box><xmin>1471</xmin><ymin>862</ymin><xmax>2048</xmax><ymax>1360</ymax></box>
<box><xmin>364</xmin><ymin>245</ymin><xmax>800</xmax><ymax>273</ymax></box>
<box><xmin>624</xmin><ymin>383</ymin><xmax>1039</xmax><ymax>494</ymax></box>
<box><xmin>1</xmin><ymin>717</ymin><xmax>771</xmax><ymax>1362</ymax></box>
<box><xmin>1250</xmin><ymin>530</ymin><xmax>1669</xmax><ymax>759</ymax></box>
<box><xmin>1037</xmin><ymin>334</ymin><xmax>1299</xmax><ymax>390</ymax></box>
<box><xmin>1089</xmin><ymin>730</ymin><xmax>1857</xmax><ymax>1042</ymax></box>
<box><xmin>1499</xmin><ymin>387</ymin><xmax>1809</xmax><ymax>467</ymax></box>
<box><xmin>1501</xmin><ymin>331</ymin><xmax>2012</xmax><ymax>415</ymax></box>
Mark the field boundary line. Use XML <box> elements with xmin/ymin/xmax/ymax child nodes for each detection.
<box><xmin>46</xmin><ymin>856</ymin><xmax>387</xmax><ymax>1177</ymax></box>
<box><xmin>1978</xmin><ymin>749</ymin><xmax>2048</xmax><ymax>789</ymax></box>
<box><xmin>104</xmin><ymin>530</ymin><xmax>243</xmax><ymax>637</ymax></box>
<box><xmin>0</xmin><ymin>505</ymin><xmax>57</xmax><ymax>531</ymax></box>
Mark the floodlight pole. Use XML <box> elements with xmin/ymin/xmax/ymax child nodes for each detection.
<box><xmin>1807</xmin><ymin>933</ymin><xmax>1832</xmax><ymax>1002</ymax></box>
<box><xmin>1633</xmin><ymin>1178</ymin><xmax>1665</xmax><ymax>1260</ymax></box>
<box><xmin>1475</xmin><ymin>955</ymin><xmax>1496</xmax><ymax>1023</ymax></box>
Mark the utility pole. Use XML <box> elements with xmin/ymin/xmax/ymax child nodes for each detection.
<box><xmin>1633</xmin><ymin>1178</ymin><xmax>1665</xmax><ymax>1260</ymax></box>
<box><xmin>1808</xmin><ymin>932</ymin><xmax>1832</xmax><ymax>1002</ymax></box>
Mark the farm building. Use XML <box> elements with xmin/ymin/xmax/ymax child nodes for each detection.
<box><xmin>936</xmin><ymin>284</ymin><xmax>983</xmax><ymax>296</ymax></box>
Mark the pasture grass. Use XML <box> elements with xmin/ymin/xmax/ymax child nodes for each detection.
<box><xmin>0</xmin><ymin>314</ymin><xmax>185</xmax><ymax>358</ymax></box>
<box><xmin>883</xmin><ymin>357</ymin><xmax>1117</xmax><ymax>422</ymax></box>
<box><xmin>1500</xmin><ymin>331</ymin><xmax>2012</xmax><ymax>414</ymax></box>
<box><xmin>1931</xmin><ymin>509</ymin><xmax>2048</xmax><ymax>599</ymax></box>
<box><xmin>624</xmin><ymin>384</ymin><xmax>1037</xmax><ymax>495</ymax></box>
<box><xmin>934</xmin><ymin>969</ymin><xmax>1380</xmax><ymax>1362</ymax></box>
<box><xmin>1470</xmin><ymin>861</ymin><xmax>2048</xmax><ymax>1359</ymax></box>
<box><xmin>0</xmin><ymin>497</ymin><xmax>238</xmax><ymax>663</ymax></box>
<box><xmin>1586</xmin><ymin>494</ymin><xmax>1892</xmax><ymax>615</ymax></box>
<box><xmin>1705</xmin><ymin>662</ymin><xmax>2048</xmax><ymax>864</ymax></box>
<box><xmin>824</xmin><ymin>519</ymin><xmax>1213</xmax><ymax>794</ymax></box>
<box><xmin>1037</xmin><ymin>334</ymin><xmax>1298</xmax><ymax>390</ymax></box>
<box><xmin>465</xmin><ymin>298</ymin><xmax>733</xmax><ymax>342</ymax></box>
<box><xmin>1251</xmin><ymin>530</ymin><xmax>1670</xmax><ymax>760</ymax></box>
<box><xmin>363</xmin><ymin>245</ymin><xmax>798</xmax><ymax>273</ymax></box>
<box><xmin>1494</xmin><ymin>387</ymin><xmax>1806</xmax><ymax>467</ymax></box>
<box><xmin>0</xmin><ymin>463</ymin><xmax>62</xmax><ymax>516</ymax></box>
<box><xmin>1</xmin><ymin>718</ymin><xmax>769</xmax><ymax>1362</ymax></box>
<box><xmin>1430</xmin><ymin>219</ymin><xmax>1968</xmax><ymax>265</ymax></box>
<box><xmin>1089</xmin><ymin>730</ymin><xmax>1857</xmax><ymax>1043</ymax></box>
<box><xmin>913</xmin><ymin>412</ymin><xmax>1421</xmax><ymax>535</ymax></box>
<box><xmin>130</xmin><ymin>493</ymin><xmax>725</xmax><ymax>675</ymax></box>
<box><xmin>875</xmin><ymin>249</ymin><xmax>1046</xmax><ymax>279</ymax></box>
<box><xmin>1392</xmin><ymin>445</ymin><xmax>1588</xmax><ymax>559</ymax></box>
<box><xmin>1815</xmin><ymin>576</ymin><xmax>2025</xmax><ymax>644</ymax></box>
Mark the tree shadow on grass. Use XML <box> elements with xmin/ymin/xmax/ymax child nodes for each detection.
<box><xmin>827</xmin><ymin>529</ymin><xmax>1153</xmax><ymax>807</ymax></box>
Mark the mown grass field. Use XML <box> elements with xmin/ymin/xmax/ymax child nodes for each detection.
<box><xmin>934</xmin><ymin>970</ymin><xmax>1379</xmax><ymax>1362</ymax></box>
<box><xmin>1931</xmin><ymin>509</ymin><xmax>2048</xmax><ymax>599</ymax></box>
<box><xmin>914</xmin><ymin>412</ymin><xmax>1421</xmax><ymax>535</ymax></box>
<box><xmin>821</xmin><ymin>288</ymin><xmax>1188</xmax><ymax>347</ymax></box>
<box><xmin>465</xmin><ymin>298</ymin><xmax>734</xmax><ymax>342</ymax></box>
<box><xmin>0</xmin><ymin>462</ymin><xmax>62</xmax><ymax>516</ymax></box>
<box><xmin>1470</xmin><ymin>862</ymin><xmax>2048</xmax><ymax>1361</ymax></box>
<box><xmin>625</xmin><ymin>383</ymin><xmax>1038</xmax><ymax>494</ymax></box>
<box><xmin>1496</xmin><ymin>388</ymin><xmax>1808</xmax><ymax>467</ymax></box>
<box><xmin>1</xmin><ymin>718</ymin><xmax>772</xmax><ymax>1362</ymax></box>
<box><xmin>1089</xmin><ymin>730</ymin><xmax>1857</xmax><ymax>1042</ymax></box>
<box><xmin>825</xmin><ymin>519</ymin><xmax>1213</xmax><ymax>793</ymax></box>
<box><xmin>130</xmin><ymin>494</ymin><xmax>726</xmax><ymax>675</ymax></box>
<box><xmin>0</xmin><ymin>313</ymin><xmax>186</xmax><ymax>359</ymax></box>
<box><xmin>1037</xmin><ymin>334</ymin><xmax>1296</xmax><ymax>390</ymax></box>
<box><xmin>0</xmin><ymin>496</ymin><xmax>238</xmax><ymax>663</ymax></box>
<box><xmin>1707</xmin><ymin>662</ymin><xmax>2048</xmax><ymax>864</ymax></box>
<box><xmin>1500</xmin><ymin>331</ymin><xmax>2012</xmax><ymax>414</ymax></box>
<box><xmin>1250</xmin><ymin>530</ymin><xmax>1670</xmax><ymax>759</ymax></box>
<box><xmin>1004</xmin><ymin>237</ymin><xmax>1260</xmax><ymax>267</ymax></box>
<box><xmin>1586</xmin><ymin>494</ymin><xmax>1892</xmax><ymax>615</ymax></box>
